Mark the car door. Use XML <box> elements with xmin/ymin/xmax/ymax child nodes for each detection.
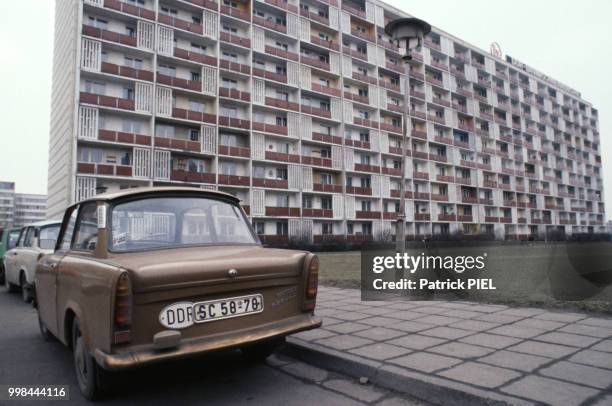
<box><xmin>4</xmin><ymin>228</ymin><xmax>26</xmax><ymax>285</ymax></box>
<box><xmin>37</xmin><ymin>208</ymin><xmax>78</xmax><ymax>337</ymax></box>
<box><xmin>18</xmin><ymin>227</ymin><xmax>38</xmax><ymax>285</ymax></box>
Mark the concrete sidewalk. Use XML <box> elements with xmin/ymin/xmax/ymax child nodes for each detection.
<box><xmin>287</xmin><ymin>286</ymin><xmax>612</xmax><ymax>405</ymax></box>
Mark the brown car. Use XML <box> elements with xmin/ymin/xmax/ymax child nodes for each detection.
<box><xmin>35</xmin><ymin>187</ymin><xmax>321</xmax><ymax>399</ymax></box>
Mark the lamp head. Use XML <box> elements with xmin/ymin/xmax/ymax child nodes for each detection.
<box><xmin>384</xmin><ymin>18</ymin><xmax>431</xmax><ymax>62</ymax></box>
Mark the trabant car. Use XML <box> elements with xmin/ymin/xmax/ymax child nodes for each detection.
<box><xmin>0</xmin><ymin>227</ymin><xmax>21</xmax><ymax>284</ymax></box>
<box><xmin>35</xmin><ymin>187</ymin><xmax>321</xmax><ymax>399</ymax></box>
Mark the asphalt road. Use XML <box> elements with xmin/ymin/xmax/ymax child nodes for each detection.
<box><xmin>0</xmin><ymin>289</ymin><xmax>423</xmax><ymax>406</ymax></box>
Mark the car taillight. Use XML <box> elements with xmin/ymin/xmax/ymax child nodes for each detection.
<box><xmin>303</xmin><ymin>256</ymin><xmax>319</xmax><ymax>311</ymax></box>
<box><xmin>114</xmin><ymin>272</ymin><xmax>132</xmax><ymax>344</ymax></box>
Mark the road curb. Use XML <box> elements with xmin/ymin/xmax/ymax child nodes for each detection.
<box><xmin>284</xmin><ymin>337</ymin><xmax>533</xmax><ymax>406</ymax></box>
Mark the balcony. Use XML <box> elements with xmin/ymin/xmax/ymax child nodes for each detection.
<box><xmin>220</xmin><ymin>31</ymin><xmax>251</xmax><ymax>48</ymax></box>
<box><xmin>158</xmin><ymin>14</ymin><xmax>203</xmax><ymax>35</ymax></box>
<box><xmin>341</xmin><ymin>2</ymin><xmax>366</xmax><ymax>18</ymax></box>
<box><xmin>354</xmin><ymin>117</ymin><xmax>379</xmax><ymax>129</ymax></box>
<box><xmin>174</xmin><ymin>48</ymin><xmax>217</xmax><ymax>67</ymax></box>
<box><xmin>424</xmin><ymin>38</ymin><xmax>441</xmax><ymax>51</ymax></box>
<box><xmin>82</xmin><ymin>24</ymin><xmax>137</xmax><ymax>47</ymax></box>
<box><xmin>344</xmin><ymin>91</ymin><xmax>369</xmax><ymax>105</ymax></box>
<box><xmin>313</xmin><ymin>183</ymin><xmax>342</xmax><ymax>193</ymax></box>
<box><xmin>265</xmin><ymin>45</ymin><xmax>299</xmax><ymax>61</ymax></box>
<box><xmin>219</xmin><ymin>87</ymin><xmax>251</xmax><ymax>102</ymax></box>
<box><xmin>381</xmin><ymin>167</ymin><xmax>401</xmax><ymax>176</ymax></box>
<box><xmin>171</xmin><ymin>170</ymin><xmax>215</xmax><ymax>183</ymax></box>
<box><xmin>252</xmin><ymin>68</ymin><xmax>287</xmax><ymax>83</ymax></box>
<box><xmin>344</xmin><ymin>139</ymin><xmax>370</xmax><ymax>149</ymax></box>
<box><xmin>253</xmin><ymin>15</ymin><xmax>287</xmax><ymax>34</ymax></box>
<box><xmin>97</xmin><ymin>129</ymin><xmax>151</xmax><ymax>146</ymax></box>
<box><xmin>77</xmin><ymin>162</ymin><xmax>132</xmax><ymax>177</ymax></box>
<box><xmin>312</xmin><ymin>132</ymin><xmax>342</xmax><ymax>145</ymax></box>
<box><xmin>301</xmin><ymin>104</ymin><xmax>331</xmax><ymax>118</ymax></box>
<box><xmin>100</xmin><ymin>61</ymin><xmax>153</xmax><ymax>81</ymax></box>
<box><xmin>103</xmin><ymin>0</ymin><xmax>155</xmax><ymax>20</ymax></box>
<box><xmin>219</xmin><ymin>59</ymin><xmax>250</xmax><ymax>74</ymax></box>
<box><xmin>351</xmin><ymin>29</ymin><xmax>375</xmax><ymax>43</ymax></box>
<box><xmin>154</xmin><ymin>137</ymin><xmax>200</xmax><ymax>152</ymax></box>
<box><xmin>431</xmin><ymin>194</ymin><xmax>448</xmax><ymax>202</ymax></box>
<box><xmin>310</xmin><ymin>36</ymin><xmax>339</xmax><ymax>51</ymax></box>
<box><xmin>311</xmin><ymin>83</ymin><xmax>341</xmax><ymax>97</ymax></box>
<box><xmin>354</xmin><ymin>163</ymin><xmax>380</xmax><ymax>173</ymax></box>
<box><xmin>414</xmin><ymin>213</ymin><xmax>431</xmax><ymax>221</ymax></box>
<box><xmin>438</xmin><ymin>214</ymin><xmax>456</xmax><ymax>221</ymax></box>
<box><xmin>301</xmin><ymin>156</ymin><xmax>332</xmax><ymax>167</ymax></box>
<box><xmin>172</xmin><ymin>108</ymin><xmax>216</xmax><ymax>124</ymax></box>
<box><xmin>356</xmin><ymin>211</ymin><xmax>381</xmax><ymax>219</ymax></box>
<box><xmin>252</xmin><ymin>178</ymin><xmax>288</xmax><ymax>189</ymax></box>
<box><xmin>183</xmin><ymin>0</ymin><xmax>218</xmax><ymax>11</ymax></box>
<box><xmin>301</xmin><ymin>55</ymin><xmax>330</xmax><ymax>71</ymax></box>
<box><xmin>252</xmin><ymin>122</ymin><xmax>288</xmax><ymax>135</ymax></box>
<box><xmin>80</xmin><ymin>92</ymin><xmax>134</xmax><ymax>111</ymax></box>
<box><xmin>345</xmin><ymin>186</ymin><xmax>372</xmax><ymax>196</ymax></box>
<box><xmin>436</xmin><ymin>175</ymin><xmax>454</xmax><ymax>183</ymax></box>
<box><xmin>266</xmin><ymin>97</ymin><xmax>299</xmax><ymax>112</ymax></box>
<box><xmin>379</xmin><ymin>80</ymin><xmax>401</xmax><ymax>93</ymax></box>
<box><xmin>218</xmin><ymin>174</ymin><xmax>250</xmax><ymax>186</ymax></box>
<box><xmin>266</xmin><ymin>207</ymin><xmax>301</xmax><ymax>216</ymax></box>
<box><xmin>220</xmin><ymin>5</ymin><xmax>250</xmax><ymax>21</ymax></box>
<box><xmin>300</xmin><ymin>8</ymin><xmax>329</xmax><ymax>25</ymax></box>
<box><xmin>218</xmin><ymin>115</ymin><xmax>250</xmax><ymax>129</ymax></box>
<box><xmin>380</xmin><ymin>122</ymin><xmax>402</xmax><ymax>134</ymax></box>
<box><xmin>218</xmin><ymin>145</ymin><xmax>249</xmax><ymax>158</ymax></box>
<box><xmin>265</xmin><ymin>0</ymin><xmax>298</xmax><ymax>13</ymax></box>
<box><xmin>157</xmin><ymin>73</ymin><xmax>202</xmax><ymax>92</ymax></box>
<box><xmin>352</xmin><ymin>71</ymin><xmax>377</xmax><ymax>85</ymax></box>
<box><xmin>302</xmin><ymin>208</ymin><xmax>333</xmax><ymax>218</ymax></box>
<box><xmin>265</xmin><ymin>150</ymin><xmax>300</xmax><ymax>163</ymax></box>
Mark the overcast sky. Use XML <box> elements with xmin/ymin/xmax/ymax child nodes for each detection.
<box><xmin>0</xmin><ymin>1</ymin><xmax>610</xmax><ymax>218</ymax></box>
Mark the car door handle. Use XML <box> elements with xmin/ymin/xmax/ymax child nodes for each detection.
<box><xmin>50</xmin><ymin>263</ymin><xmax>57</xmax><ymax>269</ymax></box>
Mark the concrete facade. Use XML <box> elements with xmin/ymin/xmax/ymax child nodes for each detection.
<box><xmin>48</xmin><ymin>0</ymin><xmax>605</xmax><ymax>243</ymax></box>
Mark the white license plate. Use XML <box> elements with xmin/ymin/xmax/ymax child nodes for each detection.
<box><xmin>192</xmin><ymin>294</ymin><xmax>264</xmax><ymax>323</ymax></box>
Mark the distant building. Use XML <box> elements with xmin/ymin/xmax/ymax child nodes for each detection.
<box><xmin>0</xmin><ymin>182</ymin><xmax>16</xmax><ymax>229</ymax></box>
<box><xmin>0</xmin><ymin>181</ymin><xmax>47</xmax><ymax>228</ymax></box>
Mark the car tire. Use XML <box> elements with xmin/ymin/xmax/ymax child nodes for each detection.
<box><xmin>38</xmin><ymin>312</ymin><xmax>54</xmax><ymax>342</ymax></box>
<box><xmin>73</xmin><ymin>319</ymin><xmax>109</xmax><ymax>400</ymax></box>
<box><xmin>20</xmin><ymin>273</ymin><xmax>32</xmax><ymax>303</ymax></box>
<box><xmin>241</xmin><ymin>338</ymin><xmax>285</xmax><ymax>362</ymax></box>
<box><xmin>4</xmin><ymin>272</ymin><xmax>17</xmax><ymax>293</ymax></box>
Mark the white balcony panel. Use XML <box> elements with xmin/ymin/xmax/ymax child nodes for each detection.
<box><xmin>201</xmin><ymin>124</ymin><xmax>216</xmax><ymax>154</ymax></box>
<box><xmin>154</xmin><ymin>149</ymin><xmax>170</xmax><ymax>180</ymax></box>
<box><xmin>80</xmin><ymin>38</ymin><xmax>101</xmax><ymax>72</ymax></box>
<box><xmin>78</xmin><ymin>106</ymin><xmax>98</xmax><ymax>140</ymax></box>
<box><xmin>135</xmin><ymin>82</ymin><xmax>153</xmax><ymax>113</ymax></box>
<box><xmin>155</xmin><ymin>86</ymin><xmax>172</xmax><ymax>117</ymax></box>
<box><xmin>202</xmin><ymin>66</ymin><xmax>217</xmax><ymax>95</ymax></box>
<box><xmin>75</xmin><ymin>177</ymin><xmax>97</xmax><ymax>202</ymax></box>
<box><xmin>203</xmin><ymin>10</ymin><xmax>218</xmax><ymax>39</ymax></box>
<box><xmin>133</xmin><ymin>147</ymin><xmax>151</xmax><ymax>179</ymax></box>
<box><xmin>137</xmin><ymin>21</ymin><xmax>154</xmax><ymax>51</ymax></box>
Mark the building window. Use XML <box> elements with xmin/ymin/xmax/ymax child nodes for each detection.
<box><xmin>253</xmin><ymin>221</ymin><xmax>265</xmax><ymax>235</ymax></box>
<box><xmin>322</xmin><ymin>223</ymin><xmax>332</xmax><ymax>235</ymax></box>
<box><xmin>276</xmin><ymin>222</ymin><xmax>288</xmax><ymax>236</ymax></box>
<box><xmin>321</xmin><ymin>197</ymin><xmax>332</xmax><ymax>210</ymax></box>
<box><xmin>302</xmin><ymin>195</ymin><xmax>312</xmax><ymax>209</ymax></box>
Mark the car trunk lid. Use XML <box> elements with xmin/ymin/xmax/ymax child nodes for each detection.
<box><xmin>109</xmin><ymin>245</ymin><xmax>306</xmax><ymax>293</ymax></box>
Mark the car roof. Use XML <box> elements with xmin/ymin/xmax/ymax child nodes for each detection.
<box><xmin>22</xmin><ymin>220</ymin><xmax>62</xmax><ymax>228</ymax></box>
<box><xmin>71</xmin><ymin>187</ymin><xmax>240</xmax><ymax>208</ymax></box>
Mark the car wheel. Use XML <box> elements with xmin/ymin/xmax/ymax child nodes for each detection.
<box><xmin>4</xmin><ymin>272</ymin><xmax>17</xmax><ymax>293</ymax></box>
<box><xmin>241</xmin><ymin>338</ymin><xmax>285</xmax><ymax>362</ymax></box>
<box><xmin>20</xmin><ymin>273</ymin><xmax>32</xmax><ymax>303</ymax></box>
<box><xmin>38</xmin><ymin>311</ymin><xmax>54</xmax><ymax>342</ymax></box>
<box><xmin>73</xmin><ymin>319</ymin><xmax>109</xmax><ymax>400</ymax></box>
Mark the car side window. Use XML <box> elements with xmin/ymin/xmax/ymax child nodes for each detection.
<box><xmin>72</xmin><ymin>204</ymin><xmax>98</xmax><ymax>251</ymax></box>
<box><xmin>24</xmin><ymin>228</ymin><xmax>35</xmax><ymax>247</ymax></box>
<box><xmin>60</xmin><ymin>208</ymin><xmax>78</xmax><ymax>251</ymax></box>
<box><xmin>16</xmin><ymin>228</ymin><xmax>27</xmax><ymax>247</ymax></box>
<box><xmin>8</xmin><ymin>230</ymin><xmax>20</xmax><ymax>249</ymax></box>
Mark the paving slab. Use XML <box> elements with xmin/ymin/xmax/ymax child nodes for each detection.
<box><xmin>428</xmin><ymin>342</ymin><xmax>494</xmax><ymax>359</ymax></box>
<box><xmin>559</xmin><ymin>323</ymin><xmax>612</xmax><ymax>338</ymax></box>
<box><xmin>477</xmin><ymin>350</ymin><xmax>551</xmax><ymax>372</ymax></box>
<box><xmin>315</xmin><ymin>335</ymin><xmax>374</xmax><ymax>350</ymax></box>
<box><xmin>458</xmin><ymin>332</ymin><xmax>523</xmax><ymax>349</ymax></box>
<box><xmin>539</xmin><ymin>360</ymin><xmax>612</xmax><ymax>389</ymax></box>
<box><xmin>354</xmin><ymin>327</ymin><xmax>406</xmax><ymax>341</ymax></box>
<box><xmin>569</xmin><ymin>349</ymin><xmax>612</xmax><ymax>370</ymax></box>
<box><xmin>448</xmin><ymin>319</ymin><xmax>500</xmax><ymax>332</ymax></box>
<box><xmin>349</xmin><ymin>343</ymin><xmax>412</xmax><ymax>361</ymax></box>
<box><xmin>487</xmin><ymin>325</ymin><xmax>547</xmax><ymax>339</ymax></box>
<box><xmin>419</xmin><ymin>326</ymin><xmax>474</xmax><ymax>340</ymax></box>
<box><xmin>388</xmin><ymin>352</ymin><xmax>463</xmax><ymax>373</ymax></box>
<box><xmin>386</xmin><ymin>334</ymin><xmax>448</xmax><ymax>351</ymax></box>
<box><xmin>438</xmin><ymin>362</ymin><xmax>521</xmax><ymax>388</ymax></box>
<box><xmin>534</xmin><ymin>331</ymin><xmax>600</xmax><ymax>348</ymax></box>
<box><xmin>592</xmin><ymin>339</ymin><xmax>612</xmax><ymax>353</ymax></box>
<box><xmin>325</xmin><ymin>322</ymin><xmax>371</xmax><ymax>334</ymax></box>
<box><xmin>507</xmin><ymin>340</ymin><xmax>579</xmax><ymax>358</ymax></box>
<box><xmin>501</xmin><ymin>375</ymin><xmax>599</xmax><ymax>405</ymax></box>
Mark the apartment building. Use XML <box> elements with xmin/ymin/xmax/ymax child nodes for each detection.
<box><xmin>0</xmin><ymin>182</ymin><xmax>47</xmax><ymax>228</ymax></box>
<box><xmin>47</xmin><ymin>0</ymin><xmax>605</xmax><ymax>243</ymax></box>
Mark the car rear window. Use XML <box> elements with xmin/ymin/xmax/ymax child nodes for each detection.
<box><xmin>39</xmin><ymin>225</ymin><xmax>60</xmax><ymax>250</ymax></box>
<box><xmin>110</xmin><ymin>196</ymin><xmax>257</xmax><ymax>251</ymax></box>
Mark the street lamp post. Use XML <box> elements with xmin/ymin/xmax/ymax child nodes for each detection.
<box><xmin>385</xmin><ymin>18</ymin><xmax>431</xmax><ymax>252</ymax></box>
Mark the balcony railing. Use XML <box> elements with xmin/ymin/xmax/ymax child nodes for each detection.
<box><xmin>154</xmin><ymin>137</ymin><xmax>200</xmax><ymax>152</ymax></box>
<box><xmin>174</xmin><ymin>48</ymin><xmax>217</xmax><ymax>66</ymax></box>
<box><xmin>170</xmin><ymin>170</ymin><xmax>215</xmax><ymax>183</ymax></box>
<box><xmin>301</xmin><ymin>156</ymin><xmax>332</xmax><ymax>167</ymax></box>
<box><xmin>312</xmin><ymin>132</ymin><xmax>342</xmax><ymax>145</ymax></box>
<box><xmin>301</xmin><ymin>55</ymin><xmax>330</xmax><ymax>71</ymax></box>
<box><xmin>265</xmin><ymin>45</ymin><xmax>299</xmax><ymax>61</ymax></box>
<box><xmin>220</xmin><ymin>5</ymin><xmax>250</xmax><ymax>21</ymax></box>
<box><xmin>265</xmin><ymin>151</ymin><xmax>300</xmax><ymax>163</ymax></box>
<box><xmin>313</xmin><ymin>183</ymin><xmax>342</xmax><ymax>193</ymax></box>
<box><xmin>301</xmin><ymin>104</ymin><xmax>331</xmax><ymax>118</ymax></box>
<box><xmin>219</xmin><ymin>31</ymin><xmax>251</xmax><ymax>48</ymax></box>
<box><xmin>252</xmin><ymin>15</ymin><xmax>287</xmax><ymax>34</ymax></box>
<box><xmin>218</xmin><ymin>145</ymin><xmax>250</xmax><ymax>158</ymax></box>
<box><xmin>172</xmin><ymin>108</ymin><xmax>216</xmax><ymax>124</ymax></box>
<box><xmin>158</xmin><ymin>14</ymin><xmax>203</xmax><ymax>35</ymax></box>
<box><xmin>252</xmin><ymin>122</ymin><xmax>288</xmax><ymax>135</ymax></box>
<box><xmin>300</xmin><ymin>9</ymin><xmax>330</xmax><ymax>25</ymax></box>
<box><xmin>97</xmin><ymin>129</ymin><xmax>151</xmax><ymax>146</ymax></box>
<box><xmin>311</xmin><ymin>83</ymin><xmax>341</xmax><ymax>97</ymax></box>
<box><xmin>309</xmin><ymin>36</ymin><xmax>339</xmax><ymax>51</ymax></box>
<box><xmin>157</xmin><ymin>73</ymin><xmax>201</xmax><ymax>92</ymax></box>
<box><xmin>100</xmin><ymin>62</ymin><xmax>153</xmax><ymax>81</ymax></box>
<box><xmin>266</xmin><ymin>97</ymin><xmax>299</xmax><ymax>111</ymax></box>
<box><xmin>82</xmin><ymin>24</ymin><xmax>137</xmax><ymax>47</ymax></box>
<box><xmin>252</xmin><ymin>68</ymin><xmax>287</xmax><ymax>83</ymax></box>
<box><xmin>183</xmin><ymin>0</ymin><xmax>218</xmax><ymax>10</ymax></box>
<box><xmin>218</xmin><ymin>116</ymin><xmax>250</xmax><ymax>129</ymax></box>
<box><xmin>219</xmin><ymin>87</ymin><xmax>251</xmax><ymax>102</ymax></box>
<box><xmin>77</xmin><ymin>162</ymin><xmax>133</xmax><ymax>177</ymax></box>
<box><xmin>265</xmin><ymin>0</ymin><xmax>298</xmax><ymax>13</ymax></box>
<box><xmin>265</xmin><ymin>207</ymin><xmax>300</xmax><ymax>216</ymax></box>
<box><xmin>302</xmin><ymin>208</ymin><xmax>333</xmax><ymax>218</ymax></box>
<box><xmin>103</xmin><ymin>0</ymin><xmax>155</xmax><ymax>20</ymax></box>
<box><xmin>218</xmin><ymin>174</ymin><xmax>250</xmax><ymax>186</ymax></box>
<box><xmin>80</xmin><ymin>92</ymin><xmax>134</xmax><ymax>111</ymax></box>
<box><xmin>219</xmin><ymin>59</ymin><xmax>250</xmax><ymax>74</ymax></box>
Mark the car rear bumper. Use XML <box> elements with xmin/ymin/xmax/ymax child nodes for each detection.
<box><xmin>94</xmin><ymin>313</ymin><xmax>321</xmax><ymax>371</ymax></box>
